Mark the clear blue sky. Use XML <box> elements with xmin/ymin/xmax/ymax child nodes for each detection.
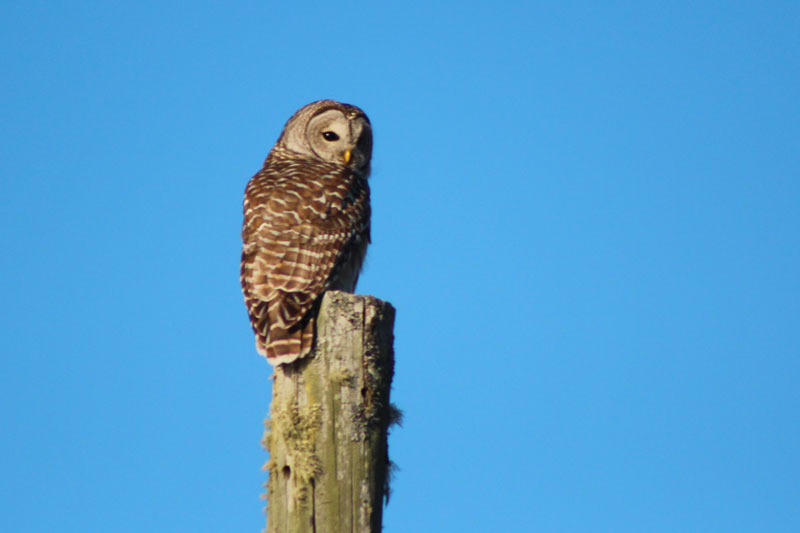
<box><xmin>1</xmin><ymin>2</ymin><xmax>798</xmax><ymax>531</ymax></box>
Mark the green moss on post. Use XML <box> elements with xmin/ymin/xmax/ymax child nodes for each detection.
<box><xmin>264</xmin><ymin>291</ymin><xmax>396</xmax><ymax>533</ymax></box>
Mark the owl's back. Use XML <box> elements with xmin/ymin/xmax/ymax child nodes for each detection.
<box><xmin>241</xmin><ymin>146</ymin><xmax>370</xmax><ymax>364</ymax></box>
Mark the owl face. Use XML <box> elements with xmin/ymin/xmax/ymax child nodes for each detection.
<box><xmin>278</xmin><ymin>100</ymin><xmax>372</xmax><ymax>175</ymax></box>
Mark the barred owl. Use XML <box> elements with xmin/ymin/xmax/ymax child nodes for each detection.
<box><xmin>241</xmin><ymin>100</ymin><xmax>372</xmax><ymax>365</ymax></box>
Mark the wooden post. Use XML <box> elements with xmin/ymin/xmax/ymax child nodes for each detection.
<box><xmin>263</xmin><ymin>291</ymin><xmax>397</xmax><ymax>533</ymax></box>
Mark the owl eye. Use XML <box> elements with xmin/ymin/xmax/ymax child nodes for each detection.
<box><xmin>321</xmin><ymin>131</ymin><xmax>340</xmax><ymax>141</ymax></box>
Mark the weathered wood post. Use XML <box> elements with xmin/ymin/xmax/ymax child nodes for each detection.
<box><xmin>263</xmin><ymin>291</ymin><xmax>396</xmax><ymax>533</ymax></box>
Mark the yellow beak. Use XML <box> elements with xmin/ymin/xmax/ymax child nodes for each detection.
<box><xmin>343</xmin><ymin>150</ymin><xmax>352</xmax><ymax>164</ymax></box>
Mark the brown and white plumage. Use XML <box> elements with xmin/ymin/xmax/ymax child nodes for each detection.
<box><xmin>241</xmin><ymin>100</ymin><xmax>372</xmax><ymax>365</ymax></box>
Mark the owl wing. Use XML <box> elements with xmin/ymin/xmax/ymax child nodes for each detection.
<box><xmin>249</xmin><ymin>221</ymin><xmax>347</xmax><ymax>325</ymax></box>
<box><xmin>241</xmin><ymin>158</ymin><xmax>369</xmax><ymax>363</ymax></box>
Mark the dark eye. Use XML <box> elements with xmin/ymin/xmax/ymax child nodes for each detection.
<box><xmin>321</xmin><ymin>131</ymin><xmax>340</xmax><ymax>141</ymax></box>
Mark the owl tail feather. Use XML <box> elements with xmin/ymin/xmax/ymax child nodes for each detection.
<box><xmin>261</xmin><ymin>318</ymin><xmax>315</xmax><ymax>366</ymax></box>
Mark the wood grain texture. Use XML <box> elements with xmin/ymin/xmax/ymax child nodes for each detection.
<box><xmin>264</xmin><ymin>291</ymin><xmax>396</xmax><ymax>533</ymax></box>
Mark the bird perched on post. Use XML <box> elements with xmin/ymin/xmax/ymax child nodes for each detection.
<box><xmin>240</xmin><ymin>100</ymin><xmax>372</xmax><ymax>365</ymax></box>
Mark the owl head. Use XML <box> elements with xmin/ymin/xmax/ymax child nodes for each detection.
<box><xmin>276</xmin><ymin>100</ymin><xmax>372</xmax><ymax>175</ymax></box>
